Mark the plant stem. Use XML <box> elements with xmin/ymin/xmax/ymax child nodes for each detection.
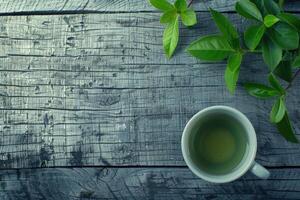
<box><xmin>243</xmin><ymin>49</ymin><xmax>262</xmax><ymax>53</ymax></box>
<box><xmin>285</xmin><ymin>69</ymin><xmax>300</xmax><ymax>90</ymax></box>
<box><xmin>188</xmin><ymin>0</ymin><xmax>194</xmax><ymax>7</ymax></box>
<box><xmin>279</xmin><ymin>0</ymin><xmax>285</xmax><ymax>9</ymax></box>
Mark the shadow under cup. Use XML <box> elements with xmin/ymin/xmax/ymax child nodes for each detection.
<box><xmin>182</xmin><ymin>107</ymin><xmax>257</xmax><ymax>183</ymax></box>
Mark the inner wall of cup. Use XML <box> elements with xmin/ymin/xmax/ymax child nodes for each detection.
<box><xmin>185</xmin><ymin>108</ymin><xmax>254</xmax><ymax>178</ymax></box>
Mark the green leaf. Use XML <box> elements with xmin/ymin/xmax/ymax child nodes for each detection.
<box><xmin>262</xmin><ymin>36</ymin><xmax>282</xmax><ymax>71</ymax></box>
<box><xmin>264</xmin><ymin>14</ymin><xmax>279</xmax><ymax>28</ymax></box>
<box><xmin>174</xmin><ymin>0</ymin><xmax>187</xmax><ymax>12</ymax></box>
<box><xmin>181</xmin><ymin>9</ymin><xmax>197</xmax><ymax>26</ymax></box>
<box><xmin>263</xmin><ymin>0</ymin><xmax>281</xmax><ymax>15</ymax></box>
<box><xmin>244</xmin><ymin>25</ymin><xmax>265</xmax><ymax>50</ymax></box>
<box><xmin>292</xmin><ymin>55</ymin><xmax>300</xmax><ymax>68</ymax></box>
<box><xmin>278</xmin><ymin>13</ymin><xmax>300</xmax><ymax>32</ymax></box>
<box><xmin>250</xmin><ymin>0</ymin><xmax>281</xmax><ymax>16</ymax></box>
<box><xmin>270</xmin><ymin>97</ymin><xmax>286</xmax><ymax>123</ymax></box>
<box><xmin>269</xmin><ymin>22</ymin><xmax>299</xmax><ymax>50</ymax></box>
<box><xmin>268</xmin><ymin>73</ymin><xmax>285</xmax><ymax>94</ymax></box>
<box><xmin>163</xmin><ymin>16</ymin><xmax>179</xmax><ymax>58</ymax></box>
<box><xmin>160</xmin><ymin>9</ymin><xmax>177</xmax><ymax>24</ymax></box>
<box><xmin>149</xmin><ymin>0</ymin><xmax>174</xmax><ymax>11</ymax></box>
<box><xmin>187</xmin><ymin>35</ymin><xmax>235</xmax><ymax>61</ymax></box>
<box><xmin>235</xmin><ymin>0</ymin><xmax>263</xmax><ymax>21</ymax></box>
<box><xmin>250</xmin><ymin>0</ymin><xmax>267</xmax><ymax>16</ymax></box>
<box><xmin>244</xmin><ymin>83</ymin><xmax>280</xmax><ymax>98</ymax></box>
<box><xmin>276</xmin><ymin>112</ymin><xmax>299</xmax><ymax>143</ymax></box>
<box><xmin>281</xmin><ymin>51</ymin><xmax>296</xmax><ymax>61</ymax></box>
<box><xmin>225</xmin><ymin>52</ymin><xmax>243</xmax><ymax>93</ymax></box>
<box><xmin>275</xmin><ymin>60</ymin><xmax>293</xmax><ymax>82</ymax></box>
<box><xmin>210</xmin><ymin>9</ymin><xmax>239</xmax><ymax>48</ymax></box>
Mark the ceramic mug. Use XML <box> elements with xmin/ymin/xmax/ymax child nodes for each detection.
<box><xmin>181</xmin><ymin>106</ymin><xmax>270</xmax><ymax>183</ymax></box>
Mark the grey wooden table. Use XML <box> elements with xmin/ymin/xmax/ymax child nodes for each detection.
<box><xmin>0</xmin><ymin>0</ymin><xmax>300</xmax><ymax>199</ymax></box>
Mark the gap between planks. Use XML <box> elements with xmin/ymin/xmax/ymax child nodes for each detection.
<box><xmin>0</xmin><ymin>10</ymin><xmax>211</xmax><ymax>16</ymax></box>
<box><xmin>0</xmin><ymin>9</ymin><xmax>300</xmax><ymax>17</ymax></box>
<box><xmin>0</xmin><ymin>165</ymin><xmax>299</xmax><ymax>171</ymax></box>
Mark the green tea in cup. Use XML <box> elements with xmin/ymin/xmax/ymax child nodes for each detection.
<box><xmin>190</xmin><ymin>113</ymin><xmax>248</xmax><ymax>175</ymax></box>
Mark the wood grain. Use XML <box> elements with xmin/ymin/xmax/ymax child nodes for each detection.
<box><xmin>0</xmin><ymin>0</ymin><xmax>298</xmax><ymax>14</ymax></box>
<box><xmin>0</xmin><ymin>0</ymin><xmax>234</xmax><ymax>13</ymax></box>
<box><xmin>0</xmin><ymin>12</ymin><xmax>299</xmax><ymax>168</ymax></box>
<box><xmin>0</xmin><ymin>167</ymin><xmax>299</xmax><ymax>200</ymax></box>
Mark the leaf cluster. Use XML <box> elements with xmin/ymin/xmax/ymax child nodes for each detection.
<box><xmin>149</xmin><ymin>0</ymin><xmax>197</xmax><ymax>58</ymax></box>
<box><xmin>149</xmin><ymin>0</ymin><xmax>299</xmax><ymax>143</ymax></box>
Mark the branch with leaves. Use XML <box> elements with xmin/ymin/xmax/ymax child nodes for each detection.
<box><xmin>149</xmin><ymin>0</ymin><xmax>299</xmax><ymax>143</ymax></box>
<box><xmin>149</xmin><ymin>0</ymin><xmax>197</xmax><ymax>58</ymax></box>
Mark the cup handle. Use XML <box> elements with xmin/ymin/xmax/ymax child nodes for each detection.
<box><xmin>250</xmin><ymin>161</ymin><xmax>270</xmax><ymax>179</ymax></box>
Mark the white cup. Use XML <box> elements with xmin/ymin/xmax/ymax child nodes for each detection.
<box><xmin>181</xmin><ymin>106</ymin><xmax>270</xmax><ymax>183</ymax></box>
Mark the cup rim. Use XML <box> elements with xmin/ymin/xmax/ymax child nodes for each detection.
<box><xmin>181</xmin><ymin>105</ymin><xmax>257</xmax><ymax>183</ymax></box>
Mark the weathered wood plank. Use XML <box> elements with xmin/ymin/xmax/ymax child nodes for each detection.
<box><xmin>0</xmin><ymin>0</ymin><xmax>233</xmax><ymax>13</ymax></box>
<box><xmin>0</xmin><ymin>0</ymin><xmax>298</xmax><ymax>14</ymax></box>
<box><xmin>0</xmin><ymin>13</ymin><xmax>299</xmax><ymax>168</ymax></box>
<box><xmin>0</xmin><ymin>167</ymin><xmax>299</xmax><ymax>200</ymax></box>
